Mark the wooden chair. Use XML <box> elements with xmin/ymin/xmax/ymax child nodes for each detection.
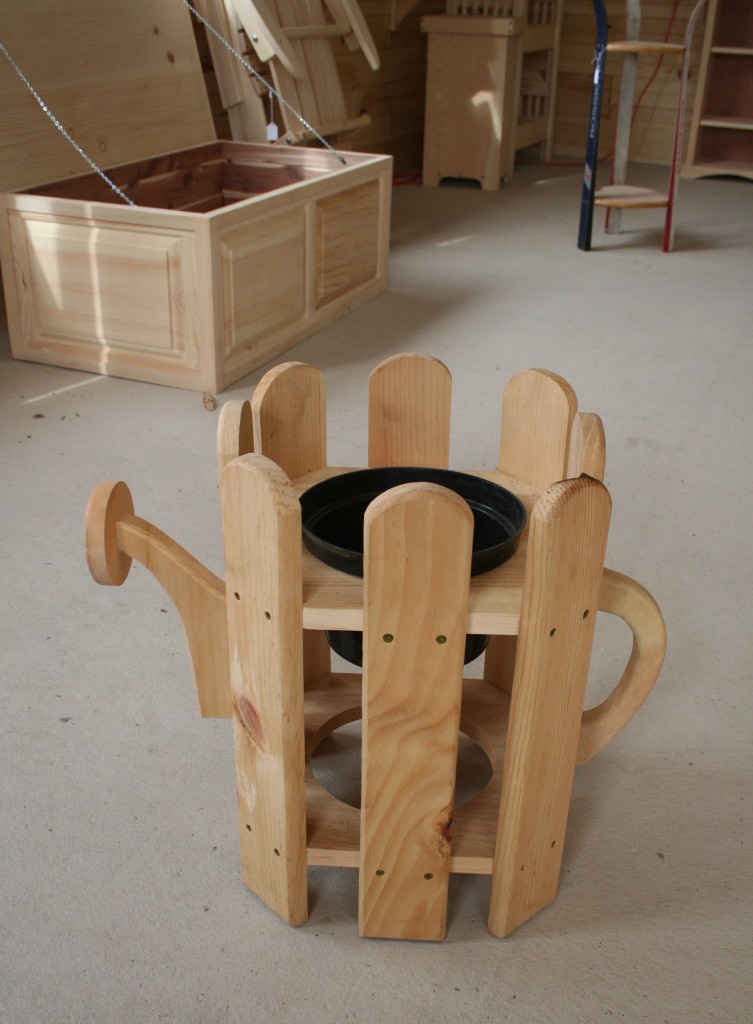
<box><xmin>196</xmin><ymin>0</ymin><xmax>378</xmax><ymax>145</ymax></box>
<box><xmin>195</xmin><ymin>0</ymin><xmax>269</xmax><ymax>142</ymax></box>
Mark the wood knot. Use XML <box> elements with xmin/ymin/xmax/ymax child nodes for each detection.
<box><xmin>434</xmin><ymin>816</ymin><xmax>453</xmax><ymax>855</ymax></box>
<box><xmin>236</xmin><ymin>696</ymin><xmax>266</xmax><ymax>749</ymax></box>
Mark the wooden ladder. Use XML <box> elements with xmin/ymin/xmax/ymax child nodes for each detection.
<box><xmin>593</xmin><ymin>0</ymin><xmax>707</xmax><ymax>251</ymax></box>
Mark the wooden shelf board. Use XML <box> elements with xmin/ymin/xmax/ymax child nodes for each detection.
<box><xmin>607</xmin><ymin>40</ymin><xmax>685</xmax><ymax>56</ymax></box>
<box><xmin>711</xmin><ymin>46</ymin><xmax>753</xmax><ymax>57</ymax></box>
<box><xmin>699</xmin><ymin>116</ymin><xmax>753</xmax><ymax>131</ymax></box>
<box><xmin>594</xmin><ymin>184</ymin><xmax>669</xmax><ymax>209</ymax></box>
<box><xmin>295</xmin><ymin>467</ymin><xmax>541</xmax><ymax>635</ymax></box>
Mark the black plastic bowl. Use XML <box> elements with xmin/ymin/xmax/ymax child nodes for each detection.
<box><xmin>300</xmin><ymin>467</ymin><xmax>527</xmax><ymax>578</ymax></box>
<box><xmin>300</xmin><ymin>467</ymin><xmax>527</xmax><ymax>668</ymax></box>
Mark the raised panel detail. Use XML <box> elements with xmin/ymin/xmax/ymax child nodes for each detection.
<box><xmin>221</xmin><ymin>209</ymin><xmax>306</xmax><ymax>355</ymax></box>
<box><xmin>316</xmin><ymin>182</ymin><xmax>380</xmax><ymax>308</ymax></box>
<box><xmin>17</xmin><ymin>214</ymin><xmax>192</xmax><ymax>360</ymax></box>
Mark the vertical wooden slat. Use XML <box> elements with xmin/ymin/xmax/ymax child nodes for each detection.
<box><xmin>486</xmin><ymin>367</ymin><xmax>578</xmax><ymax>694</ymax></box>
<box><xmin>251</xmin><ymin>361</ymin><xmax>327</xmax><ymax>480</ymax></box>
<box><xmin>359</xmin><ymin>483</ymin><xmax>473</xmax><ymax>940</ymax></box>
<box><xmin>606</xmin><ymin>0</ymin><xmax>641</xmax><ymax>235</ymax></box>
<box><xmin>216</xmin><ymin>399</ymin><xmax>254</xmax><ymax>485</ymax></box>
<box><xmin>498</xmin><ymin>368</ymin><xmax>577</xmax><ymax>488</ymax></box>
<box><xmin>222</xmin><ymin>454</ymin><xmax>308</xmax><ymax>926</ymax></box>
<box><xmin>543</xmin><ymin>0</ymin><xmax>564</xmax><ymax>161</ymax></box>
<box><xmin>251</xmin><ymin>360</ymin><xmax>331</xmax><ymax>680</ymax></box>
<box><xmin>567</xmin><ymin>411</ymin><xmax>606</xmax><ymax>481</ymax></box>
<box><xmin>488</xmin><ymin>475</ymin><xmax>611</xmax><ymax>938</ymax></box>
<box><xmin>482</xmin><ymin>633</ymin><xmax>517</xmax><ymax>695</ymax></box>
<box><xmin>368</xmin><ymin>353</ymin><xmax>452</xmax><ymax>468</ymax></box>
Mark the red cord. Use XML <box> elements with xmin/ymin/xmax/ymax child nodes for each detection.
<box><xmin>628</xmin><ymin>0</ymin><xmax>683</xmax><ymax>132</ymax></box>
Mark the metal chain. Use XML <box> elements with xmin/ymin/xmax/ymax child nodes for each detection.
<box><xmin>180</xmin><ymin>0</ymin><xmax>347</xmax><ymax>164</ymax></box>
<box><xmin>0</xmin><ymin>39</ymin><xmax>137</xmax><ymax>207</ymax></box>
<box><xmin>1</xmin><ymin>0</ymin><xmax>346</xmax><ymax>208</ymax></box>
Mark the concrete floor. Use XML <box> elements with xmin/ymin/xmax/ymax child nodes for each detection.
<box><xmin>1</xmin><ymin>164</ymin><xmax>751</xmax><ymax>1023</ymax></box>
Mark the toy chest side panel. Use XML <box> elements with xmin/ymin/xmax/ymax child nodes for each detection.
<box><xmin>214</xmin><ymin>153</ymin><xmax>393</xmax><ymax>389</ymax></box>
<box><xmin>0</xmin><ymin>147</ymin><xmax>393</xmax><ymax>393</ymax></box>
<box><xmin>0</xmin><ymin>193</ymin><xmax>213</xmax><ymax>390</ymax></box>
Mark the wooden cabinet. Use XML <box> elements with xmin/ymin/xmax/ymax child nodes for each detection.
<box><xmin>684</xmin><ymin>0</ymin><xmax>753</xmax><ymax>180</ymax></box>
<box><xmin>421</xmin><ymin>0</ymin><xmax>563</xmax><ymax>191</ymax></box>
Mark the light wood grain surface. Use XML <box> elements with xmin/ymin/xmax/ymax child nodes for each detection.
<box><xmin>359</xmin><ymin>482</ymin><xmax>473</xmax><ymax>940</ymax></box>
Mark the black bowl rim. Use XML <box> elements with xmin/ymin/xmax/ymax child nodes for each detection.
<box><xmin>300</xmin><ymin>466</ymin><xmax>527</xmax><ymax>578</ymax></box>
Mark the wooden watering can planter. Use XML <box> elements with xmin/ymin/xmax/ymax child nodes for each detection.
<box><xmin>85</xmin><ymin>355</ymin><xmax>666</xmax><ymax>941</ymax></box>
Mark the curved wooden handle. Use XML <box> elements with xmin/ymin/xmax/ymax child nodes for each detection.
<box><xmin>577</xmin><ymin>569</ymin><xmax>666</xmax><ymax>763</ymax></box>
<box><xmin>84</xmin><ymin>480</ymin><xmax>230</xmax><ymax>718</ymax></box>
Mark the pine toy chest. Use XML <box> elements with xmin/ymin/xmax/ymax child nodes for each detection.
<box><xmin>0</xmin><ymin>1</ymin><xmax>391</xmax><ymax>393</ymax></box>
